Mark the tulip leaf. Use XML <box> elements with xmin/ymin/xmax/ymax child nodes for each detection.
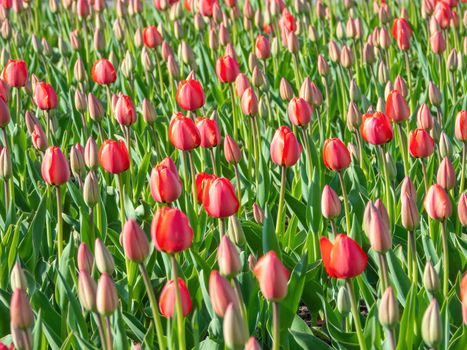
<box><xmin>262</xmin><ymin>206</ymin><xmax>280</xmax><ymax>256</ymax></box>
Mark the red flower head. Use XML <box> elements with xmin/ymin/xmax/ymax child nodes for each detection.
<box><xmin>143</xmin><ymin>25</ymin><xmax>163</xmax><ymax>48</ymax></box>
<box><xmin>270</xmin><ymin>126</ymin><xmax>302</xmax><ymax>167</ymax></box>
<box><xmin>159</xmin><ymin>278</ymin><xmax>193</xmax><ymax>318</ymax></box>
<box><xmin>34</xmin><ymin>82</ymin><xmax>58</xmax><ymax>110</ymax></box>
<box><xmin>91</xmin><ymin>59</ymin><xmax>116</xmax><ymax>85</ymax></box>
<box><xmin>203</xmin><ymin>177</ymin><xmax>239</xmax><ymax>218</ymax></box>
<box><xmin>322</xmin><ymin>138</ymin><xmax>351</xmax><ymax>171</ymax></box>
<box><xmin>2</xmin><ymin>59</ymin><xmax>28</xmax><ymax>88</ymax></box>
<box><xmin>41</xmin><ymin>146</ymin><xmax>70</xmax><ymax>186</ymax></box>
<box><xmin>151</xmin><ymin>207</ymin><xmax>194</xmax><ymax>253</ymax></box>
<box><xmin>391</xmin><ymin>18</ymin><xmax>412</xmax><ymax>50</ymax></box>
<box><xmin>196</xmin><ymin>172</ymin><xmax>217</xmax><ymax>204</ymax></box>
<box><xmin>150</xmin><ymin>157</ymin><xmax>182</xmax><ymax>203</ymax></box>
<box><xmin>98</xmin><ymin>139</ymin><xmax>130</xmax><ymax>174</ymax></box>
<box><xmin>216</xmin><ymin>55</ymin><xmax>240</xmax><ymax>83</ymax></box>
<box><xmin>409</xmin><ymin>128</ymin><xmax>434</xmax><ymax>158</ymax></box>
<box><xmin>361</xmin><ymin>112</ymin><xmax>393</xmax><ymax>145</ymax></box>
<box><xmin>168</xmin><ymin>112</ymin><xmax>201</xmax><ymax>150</ymax></box>
<box><xmin>176</xmin><ymin>78</ymin><xmax>205</xmax><ymax>111</ymax></box>
<box><xmin>195</xmin><ymin>117</ymin><xmax>221</xmax><ymax>148</ymax></box>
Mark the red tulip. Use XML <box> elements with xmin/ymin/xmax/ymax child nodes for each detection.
<box><xmin>91</xmin><ymin>59</ymin><xmax>116</xmax><ymax>85</ymax></box>
<box><xmin>424</xmin><ymin>184</ymin><xmax>452</xmax><ymax>220</ymax></box>
<box><xmin>0</xmin><ymin>97</ymin><xmax>10</xmax><ymax>127</ymax></box>
<box><xmin>33</xmin><ymin>82</ymin><xmax>58</xmax><ymax>110</ymax></box>
<box><xmin>288</xmin><ymin>97</ymin><xmax>313</xmax><ymax>126</ymax></box>
<box><xmin>461</xmin><ymin>273</ymin><xmax>467</xmax><ymax>324</ymax></box>
<box><xmin>168</xmin><ymin>112</ymin><xmax>201</xmax><ymax>150</ymax></box>
<box><xmin>241</xmin><ymin>87</ymin><xmax>258</xmax><ymax>116</ymax></box>
<box><xmin>151</xmin><ymin>207</ymin><xmax>194</xmax><ymax>253</ymax></box>
<box><xmin>203</xmin><ymin>177</ymin><xmax>239</xmax><ymax>218</ymax></box>
<box><xmin>235</xmin><ymin>73</ymin><xmax>251</xmax><ymax>98</ymax></box>
<box><xmin>455</xmin><ymin>110</ymin><xmax>467</xmax><ymax>141</ymax></box>
<box><xmin>196</xmin><ymin>172</ymin><xmax>217</xmax><ymax>204</ymax></box>
<box><xmin>196</xmin><ymin>117</ymin><xmax>221</xmax><ymax>148</ymax></box>
<box><xmin>122</xmin><ymin>219</ymin><xmax>150</xmax><ymax>263</ymax></box>
<box><xmin>391</xmin><ymin>18</ymin><xmax>412</xmax><ymax>50</ymax></box>
<box><xmin>176</xmin><ymin>78</ymin><xmax>205</xmax><ymax>111</ymax></box>
<box><xmin>150</xmin><ymin>157</ymin><xmax>182</xmax><ymax>203</ymax></box>
<box><xmin>0</xmin><ymin>78</ymin><xmax>10</xmax><ymax>102</ymax></box>
<box><xmin>361</xmin><ymin>112</ymin><xmax>393</xmax><ymax>145</ymax></box>
<box><xmin>430</xmin><ymin>31</ymin><xmax>446</xmax><ymax>54</ymax></box>
<box><xmin>41</xmin><ymin>146</ymin><xmax>70</xmax><ymax>186</ymax></box>
<box><xmin>417</xmin><ymin>104</ymin><xmax>434</xmax><ymax>130</ymax></box>
<box><xmin>31</xmin><ymin>124</ymin><xmax>48</xmax><ymax>151</ymax></box>
<box><xmin>98</xmin><ymin>139</ymin><xmax>130</xmax><ymax>174</ymax></box>
<box><xmin>433</xmin><ymin>2</ymin><xmax>453</xmax><ymax>29</ymax></box>
<box><xmin>270</xmin><ymin>126</ymin><xmax>302</xmax><ymax>167</ymax></box>
<box><xmin>114</xmin><ymin>94</ymin><xmax>136</xmax><ymax>126</ymax></box>
<box><xmin>253</xmin><ymin>251</ymin><xmax>290</xmax><ymax>301</ymax></box>
<box><xmin>223</xmin><ymin>134</ymin><xmax>241</xmax><ymax>164</ymax></box>
<box><xmin>458</xmin><ymin>193</ymin><xmax>467</xmax><ymax>227</ymax></box>
<box><xmin>437</xmin><ymin>157</ymin><xmax>456</xmax><ymax>190</ymax></box>
<box><xmin>77</xmin><ymin>0</ymin><xmax>90</xmax><ymax>17</ymax></box>
<box><xmin>209</xmin><ymin>270</ymin><xmax>237</xmax><ymax>317</ymax></box>
<box><xmin>143</xmin><ymin>25</ymin><xmax>163</xmax><ymax>48</ymax></box>
<box><xmin>386</xmin><ymin>90</ymin><xmax>410</xmax><ymax>123</ymax></box>
<box><xmin>320</xmin><ymin>234</ymin><xmax>368</xmax><ymax>279</ymax></box>
<box><xmin>2</xmin><ymin>59</ymin><xmax>28</xmax><ymax>87</ymax></box>
<box><xmin>255</xmin><ymin>35</ymin><xmax>271</xmax><ymax>60</ymax></box>
<box><xmin>159</xmin><ymin>278</ymin><xmax>192</xmax><ymax>318</ymax></box>
<box><xmin>409</xmin><ymin>128</ymin><xmax>434</xmax><ymax>158</ymax></box>
<box><xmin>216</xmin><ymin>55</ymin><xmax>240</xmax><ymax>83</ymax></box>
<box><xmin>322</xmin><ymin>138</ymin><xmax>351</xmax><ymax>171</ymax></box>
<box><xmin>199</xmin><ymin>0</ymin><xmax>218</xmax><ymax>17</ymax></box>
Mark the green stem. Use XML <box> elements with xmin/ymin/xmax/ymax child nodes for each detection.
<box><xmin>219</xmin><ymin>218</ymin><xmax>225</xmax><ymax>240</ymax></box>
<box><xmin>187</xmin><ymin>151</ymin><xmax>197</xmax><ymax>213</ymax></box>
<box><xmin>338</xmin><ymin>171</ymin><xmax>351</xmax><ymax>234</ymax></box>
<box><xmin>275</xmin><ymin>166</ymin><xmax>287</xmax><ymax>237</ymax></box>
<box><xmin>441</xmin><ymin>220</ymin><xmax>449</xmax><ymax>297</ymax></box>
<box><xmin>346</xmin><ymin>279</ymin><xmax>367</xmax><ymax>350</ymax></box>
<box><xmin>234</xmin><ymin>164</ymin><xmax>241</xmax><ymax>209</ymax></box>
<box><xmin>171</xmin><ymin>255</ymin><xmax>186</xmax><ymax>350</ymax></box>
<box><xmin>272</xmin><ymin>302</ymin><xmax>280</xmax><ymax>350</ymax></box>
<box><xmin>95</xmin><ymin>314</ymin><xmax>107</xmax><ymax>350</ymax></box>
<box><xmin>209</xmin><ymin>148</ymin><xmax>217</xmax><ymax>175</ymax></box>
<box><xmin>230</xmin><ymin>84</ymin><xmax>239</xmax><ymax>140</ymax></box>
<box><xmin>105</xmin><ymin>316</ymin><xmax>113</xmax><ymax>350</ymax></box>
<box><xmin>292</xmin><ymin>54</ymin><xmax>301</xmax><ymax>92</ymax></box>
<box><xmin>301</xmin><ymin>127</ymin><xmax>313</xmax><ymax>182</ymax></box>
<box><xmin>378</xmin><ymin>253</ymin><xmax>390</xmax><ymax>295</ymax></box>
<box><xmin>139</xmin><ymin>264</ymin><xmax>166</xmax><ymax>350</ymax></box>
<box><xmin>460</xmin><ymin>143</ymin><xmax>466</xmax><ymax>195</ymax></box>
<box><xmin>396</xmin><ymin>123</ymin><xmax>409</xmax><ymax>177</ymax></box>
<box><xmin>407</xmin><ymin>230</ymin><xmax>417</xmax><ymax>285</ymax></box>
<box><xmin>117</xmin><ymin>173</ymin><xmax>126</xmax><ymax>226</ymax></box>
<box><xmin>379</xmin><ymin>146</ymin><xmax>393</xmax><ymax>226</ymax></box>
<box><xmin>56</xmin><ymin>186</ymin><xmax>63</xmax><ymax>261</ymax></box>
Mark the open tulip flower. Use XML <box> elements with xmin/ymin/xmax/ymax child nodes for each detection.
<box><xmin>2</xmin><ymin>2</ymin><xmax>467</xmax><ymax>350</ymax></box>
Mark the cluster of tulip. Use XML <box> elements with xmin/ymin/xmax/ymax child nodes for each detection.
<box><xmin>0</xmin><ymin>0</ymin><xmax>466</xmax><ymax>350</ymax></box>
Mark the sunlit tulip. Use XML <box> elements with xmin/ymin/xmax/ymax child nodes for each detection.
<box><xmin>176</xmin><ymin>77</ymin><xmax>205</xmax><ymax>111</ymax></box>
<box><xmin>216</xmin><ymin>55</ymin><xmax>240</xmax><ymax>83</ymax></box>
<box><xmin>322</xmin><ymin>138</ymin><xmax>351</xmax><ymax>171</ymax></box>
<box><xmin>203</xmin><ymin>177</ymin><xmax>239</xmax><ymax>218</ymax></box>
<box><xmin>159</xmin><ymin>278</ymin><xmax>192</xmax><ymax>317</ymax></box>
<box><xmin>41</xmin><ymin>146</ymin><xmax>70</xmax><ymax>186</ymax></box>
<box><xmin>321</xmin><ymin>185</ymin><xmax>341</xmax><ymax>219</ymax></box>
<box><xmin>168</xmin><ymin>112</ymin><xmax>201</xmax><ymax>150</ymax></box>
<box><xmin>392</xmin><ymin>18</ymin><xmax>412</xmax><ymax>50</ymax></box>
<box><xmin>143</xmin><ymin>25</ymin><xmax>163</xmax><ymax>48</ymax></box>
<box><xmin>122</xmin><ymin>220</ymin><xmax>150</xmax><ymax>263</ymax></box>
<box><xmin>195</xmin><ymin>117</ymin><xmax>221</xmax><ymax>148</ymax></box>
<box><xmin>386</xmin><ymin>90</ymin><xmax>410</xmax><ymax>123</ymax></box>
<box><xmin>151</xmin><ymin>207</ymin><xmax>194</xmax><ymax>253</ymax></box>
<box><xmin>270</xmin><ymin>126</ymin><xmax>302</xmax><ymax>167</ymax></box>
<box><xmin>33</xmin><ymin>82</ymin><xmax>58</xmax><ymax>110</ymax></box>
<box><xmin>424</xmin><ymin>184</ymin><xmax>452</xmax><ymax>220</ymax></box>
<box><xmin>150</xmin><ymin>157</ymin><xmax>182</xmax><ymax>203</ymax></box>
<box><xmin>114</xmin><ymin>94</ymin><xmax>136</xmax><ymax>126</ymax></box>
<box><xmin>196</xmin><ymin>172</ymin><xmax>217</xmax><ymax>204</ymax></box>
<box><xmin>91</xmin><ymin>59</ymin><xmax>116</xmax><ymax>85</ymax></box>
<box><xmin>409</xmin><ymin>128</ymin><xmax>434</xmax><ymax>158</ymax></box>
<box><xmin>288</xmin><ymin>97</ymin><xmax>313</xmax><ymax>127</ymax></box>
<box><xmin>2</xmin><ymin>59</ymin><xmax>27</xmax><ymax>87</ymax></box>
<box><xmin>98</xmin><ymin>139</ymin><xmax>130</xmax><ymax>174</ymax></box>
<box><xmin>455</xmin><ymin>110</ymin><xmax>467</xmax><ymax>141</ymax></box>
<box><xmin>361</xmin><ymin>112</ymin><xmax>393</xmax><ymax>145</ymax></box>
<box><xmin>253</xmin><ymin>251</ymin><xmax>290</xmax><ymax>301</ymax></box>
<box><xmin>223</xmin><ymin>134</ymin><xmax>241</xmax><ymax>164</ymax></box>
<box><xmin>209</xmin><ymin>270</ymin><xmax>237</xmax><ymax>317</ymax></box>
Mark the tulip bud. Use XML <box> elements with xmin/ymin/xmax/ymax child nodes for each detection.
<box><xmin>439</xmin><ymin>132</ymin><xmax>452</xmax><ymax>158</ymax></box>
<box><xmin>83</xmin><ymin>171</ymin><xmax>100</xmax><ymax>208</ymax></box>
<box><xmin>78</xmin><ymin>271</ymin><xmax>97</xmax><ymax>312</ymax></box>
<box><xmin>10</xmin><ymin>289</ymin><xmax>34</xmax><ymax>329</ymax></box>
<box><xmin>346</xmin><ymin>102</ymin><xmax>361</xmax><ymax>132</ymax></box>
<box><xmin>329</xmin><ymin>40</ymin><xmax>340</xmax><ymax>62</ymax></box>
<box><xmin>337</xmin><ymin>285</ymin><xmax>351</xmax><ymax>316</ymax></box>
<box><xmin>428</xmin><ymin>81</ymin><xmax>442</xmax><ymax>106</ymax></box>
<box><xmin>321</xmin><ymin>185</ymin><xmax>341</xmax><ymax>219</ymax></box>
<box><xmin>227</xmin><ymin>215</ymin><xmax>245</xmax><ymax>246</ymax></box>
<box><xmin>422</xmin><ymin>299</ymin><xmax>442</xmax><ymax>348</ymax></box>
<box><xmin>96</xmin><ymin>273</ymin><xmax>118</xmax><ymax>316</ymax></box>
<box><xmin>70</xmin><ymin>144</ymin><xmax>85</xmax><ymax>179</ymax></box>
<box><xmin>349</xmin><ymin>80</ymin><xmax>361</xmax><ymax>102</ymax></box>
<box><xmin>436</xmin><ymin>157</ymin><xmax>455</xmax><ymax>190</ymax></box>
<box><xmin>88</xmin><ymin>93</ymin><xmax>104</xmax><ymax>122</ymax></box>
<box><xmin>279</xmin><ymin>78</ymin><xmax>294</xmax><ymax>101</ymax></box>
<box><xmin>365</xmin><ymin>202</ymin><xmax>392</xmax><ymax>253</ymax></box>
<box><xmin>0</xmin><ymin>147</ymin><xmax>12</xmax><ymax>179</ymax></box>
<box><xmin>223</xmin><ymin>134</ymin><xmax>241</xmax><ymax>164</ymax></box>
<box><xmin>223</xmin><ymin>303</ymin><xmax>248</xmax><ymax>349</ymax></box>
<box><xmin>218</xmin><ymin>236</ymin><xmax>241</xmax><ymax>277</ymax></box>
<box><xmin>252</xmin><ymin>203</ymin><xmax>264</xmax><ymax>224</ymax></box>
<box><xmin>209</xmin><ymin>271</ymin><xmax>237</xmax><ymax>317</ymax></box>
<box><xmin>363</xmin><ymin>43</ymin><xmax>376</xmax><ymax>64</ymax></box>
<box><xmin>254</xmin><ymin>251</ymin><xmax>290</xmax><ymax>301</ymax></box>
<box><xmin>159</xmin><ymin>278</ymin><xmax>193</xmax><ymax>317</ymax></box>
<box><xmin>379</xmin><ymin>287</ymin><xmax>399</xmax><ymax>330</ymax></box>
<box><xmin>378</xmin><ymin>61</ymin><xmax>388</xmax><ymax>84</ymax></box>
<box><xmin>447</xmin><ymin>49</ymin><xmax>458</xmax><ymax>71</ymax></box>
<box><xmin>122</xmin><ymin>220</ymin><xmax>149</xmax><ymax>263</ymax></box>
<box><xmin>245</xmin><ymin>337</ymin><xmax>261</xmax><ymax>350</ymax></box>
<box><xmin>10</xmin><ymin>262</ymin><xmax>27</xmax><ymax>291</ymax></box>
<box><xmin>416</xmin><ymin>104</ymin><xmax>433</xmax><ymax>130</ymax></box>
<box><xmin>317</xmin><ymin>55</ymin><xmax>329</xmax><ymax>76</ymax></box>
<box><xmin>457</xmin><ymin>193</ymin><xmax>467</xmax><ymax>226</ymax></box>
<box><xmin>84</xmin><ymin>137</ymin><xmax>98</xmax><ymax>169</ymax></box>
<box><xmin>400</xmin><ymin>192</ymin><xmax>419</xmax><ymax>231</ymax></box>
<box><xmin>167</xmin><ymin>55</ymin><xmax>180</xmax><ymax>79</ymax></box>
<box><xmin>423</xmin><ymin>260</ymin><xmax>440</xmax><ymax>293</ymax></box>
<box><xmin>94</xmin><ymin>238</ymin><xmax>115</xmax><ymax>274</ymax></box>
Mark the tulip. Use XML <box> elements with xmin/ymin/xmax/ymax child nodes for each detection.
<box><xmin>78</xmin><ymin>271</ymin><xmax>97</xmax><ymax>312</ymax></box>
<box><xmin>391</xmin><ymin>18</ymin><xmax>412</xmax><ymax>50</ymax></box>
<box><xmin>195</xmin><ymin>172</ymin><xmax>217</xmax><ymax>204</ymax></box>
<box><xmin>114</xmin><ymin>94</ymin><xmax>136</xmax><ymax>126</ymax></box>
<box><xmin>322</xmin><ymin>138</ymin><xmax>351</xmax><ymax>171</ymax></box>
<box><xmin>176</xmin><ymin>77</ymin><xmax>205</xmax><ymax>111</ymax></box>
<box><xmin>218</xmin><ymin>235</ymin><xmax>241</xmax><ymax>277</ymax></box>
<box><xmin>143</xmin><ymin>25</ymin><xmax>163</xmax><ymax>48</ymax></box>
<box><xmin>424</xmin><ymin>184</ymin><xmax>452</xmax><ymax>221</ymax></box>
<box><xmin>31</xmin><ymin>124</ymin><xmax>48</xmax><ymax>151</ymax></box>
<box><xmin>0</xmin><ymin>97</ymin><xmax>10</xmax><ymax>128</ymax></box>
<box><xmin>94</xmin><ymin>238</ymin><xmax>115</xmax><ymax>274</ymax></box>
<box><xmin>203</xmin><ymin>177</ymin><xmax>239</xmax><ymax>219</ymax></box>
<box><xmin>361</xmin><ymin>112</ymin><xmax>393</xmax><ymax>145</ymax></box>
<box><xmin>279</xmin><ymin>78</ymin><xmax>294</xmax><ymax>101</ymax></box>
<box><xmin>430</xmin><ymin>31</ymin><xmax>446</xmax><ymax>54</ymax></box>
<box><xmin>150</xmin><ymin>157</ymin><xmax>182</xmax><ymax>204</ymax></box>
<box><xmin>455</xmin><ymin>110</ymin><xmax>467</xmax><ymax>141</ymax></box>
<box><xmin>159</xmin><ymin>278</ymin><xmax>192</xmax><ymax>318</ymax></box>
<box><xmin>10</xmin><ymin>288</ymin><xmax>34</xmax><ymax>329</ymax></box>
<box><xmin>168</xmin><ymin>112</ymin><xmax>201</xmax><ymax>151</ymax></box>
<box><xmin>386</xmin><ymin>90</ymin><xmax>410</xmax><ymax>123</ymax></box>
<box><xmin>216</xmin><ymin>55</ymin><xmax>240</xmax><ymax>83</ymax></box>
<box><xmin>41</xmin><ymin>146</ymin><xmax>70</xmax><ymax>186</ymax></box>
<box><xmin>458</xmin><ymin>193</ymin><xmax>467</xmax><ymax>227</ymax></box>
<box><xmin>244</xmin><ymin>337</ymin><xmax>262</xmax><ymax>350</ymax></box>
<box><xmin>240</xmin><ymin>87</ymin><xmax>258</xmax><ymax>116</ymax></box>
<box><xmin>365</xmin><ymin>203</ymin><xmax>392</xmax><ymax>253</ymax></box>
<box><xmin>91</xmin><ymin>59</ymin><xmax>116</xmax><ymax>85</ymax></box>
<box><xmin>421</xmin><ymin>300</ymin><xmax>443</xmax><ymax>348</ymax></box>
<box><xmin>433</xmin><ymin>2</ymin><xmax>452</xmax><ymax>29</ymax></box>
<box><xmin>379</xmin><ymin>287</ymin><xmax>399</xmax><ymax>330</ymax></box>
<box><xmin>151</xmin><ymin>207</ymin><xmax>193</xmax><ymax>253</ymax></box>
<box><xmin>10</xmin><ymin>262</ymin><xmax>27</xmax><ymax>291</ymax></box>
<box><xmin>122</xmin><ymin>220</ymin><xmax>149</xmax><ymax>263</ymax></box>
<box><xmin>321</xmin><ymin>185</ymin><xmax>341</xmax><ymax>224</ymax></box>
<box><xmin>270</xmin><ymin>126</ymin><xmax>302</xmax><ymax>167</ymax></box>
<box><xmin>209</xmin><ymin>271</ymin><xmax>237</xmax><ymax>317</ymax></box>
<box><xmin>223</xmin><ymin>134</ymin><xmax>241</xmax><ymax>164</ymax></box>
<box><xmin>255</xmin><ymin>35</ymin><xmax>270</xmax><ymax>59</ymax></box>
<box><xmin>98</xmin><ymin>139</ymin><xmax>130</xmax><ymax>174</ymax></box>
<box><xmin>96</xmin><ymin>273</ymin><xmax>118</xmax><ymax>316</ymax></box>
<box><xmin>2</xmin><ymin>59</ymin><xmax>27</xmax><ymax>87</ymax></box>
<box><xmin>416</xmin><ymin>104</ymin><xmax>433</xmax><ymax>130</ymax></box>
<box><xmin>288</xmin><ymin>97</ymin><xmax>313</xmax><ymax>127</ymax></box>
<box><xmin>195</xmin><ymin>116</ymin><xmax>221</xmax><ymax>149</ymax></box>
<box><xmin>461</xmin><ymin>273</ymin><xmax>467</xmax><ymax>324</ymax></box>
<box><xmin>436</xmin><ymin>157</ymin><xmax>456</xmax><ymax>190</ymax></box>
<box><xmin>253</xmin><ymin>251</ymin><xmax>290</xmax><ymax>301</ymax></box>
<box><xmin>33</xmin><ymin>82</ymin><xmax>58</xmax><ymax>110</ymax></box>
<box><xmin>223</xmin><ymin>303</ymin><xmax>248</xmax><ymax>349</ymax></box>
<box><xmin>235</xmin><ymin>73</ymin><xmax>250</xmax><ymax>98</ymax></box>
<box><xmin>401</xmin><ymin>193</ymin><xmax>420</xmax><ymax>281</ymax></box>
<box><xmin>409</xmin><ymin>128</ymin><xmax>434</xmax><ymax>158</ymax></box>
<box><xmin>83</xmin><ymin>171</ymin><xmax>100</xmax><ymax>209</ymax></box>
<box><xmin>252</xmin><ymin>202</ymin><xmax>264</xmax><ymax>224</ymax></box>
<box><xmin>77</xmin><ymin>242</ymin><xmax>94</xmax><ymax>272</ymax></box>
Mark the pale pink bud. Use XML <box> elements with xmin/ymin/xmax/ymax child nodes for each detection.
<box><xmin>208</xmin><ymin>270</ymin><xmax>237</xmax><ymax>317</ymax></box>
<box><xmin>436</xmin><ymin>157</ymin><xmax>456</xmax><ymax>190</ymax></box>
<box><xmin>218</xmin><ymin>236</ymin><xmax>241</xmax><ymax>277</ymax></box>
<box><xmin>321</xmin><ymin>185</ymin><xmax>341</xmax><ymax>219</ymax></box>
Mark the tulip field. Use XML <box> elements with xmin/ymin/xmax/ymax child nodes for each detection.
<box><xmin>1</xmin><ymin>0</ymin><xmax>467</xmax><ymax>349</ymax></box>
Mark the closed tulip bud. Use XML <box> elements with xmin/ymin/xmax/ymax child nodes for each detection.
<box><xmin>336</xmin><ymin>285</ymin><xmax>351</xmax><ymax>316</ymax></box>
<box><xmin>152</xmin><ymin>207</ymin><xmax>194</xmax><ymax>253</ymax></box>
<box><xmin>78</xmin><ymin>271</ymin><xmax>97</xmax><ymax>312</ymax></box>
<box><xmin>455</xmin><ymin>110</ymin><xmax>467</xmax><ymax>142</ymax></box>
<box><xmin>99</xmin><ymin>139</ymin><xmax>130</xmax><ymax>174</ymax></box>
<box><xmin>70</xmin><ymin>144</ymin><xmax>85</xmax><ymax>178</ymax></box>
<box><xmin>424</xmin><ymin>260</ymin><xmax>440</xmax><ymax>293</ymax></box>
<box><xmin>74</xmin><ymin>89</ymin><xmax>87</xmax><ymax>112</ymax></box>
<box><xmin>83</xmin><ymin>171</ymin><xmax>100</xmax><ymax>208</ymax></box>
<box><xmin>91</xmin><ymin>59</ymin><xmax>116</xmax><ymax>85</ymax></box>
<box><xmin>458</xmin><ymin>193</ymin><xmax>467</xmax><ymax>226</ymax></box>
<box><xmin>366</xmin><ymin>203</ymin><xmax>391</xmax><ymax>252</ymax></box>
<box><xmin>150</xmin><ymin>157</ymin><xmax>182</xmax><ymax>204</ymax></box>
<box><xmin>385</xmin><ymin>152</ymin><xmax>396</xmax><ymax>180</ymax></box>
<box><xmin>438</xmin><ymin>131</ymin><xmax>451</xmax><ymax>158</ymax></box>
<box><xmin>216</xmin><ymin>55</ymin><xmax>240</xmax><ymax>83</ymax></box>
<box><xmin>31</xmin><ymin>124</ymin><xmax>48</xmax><ymax>151</ymax></box>
<box><xmin>94</xmin><ymin>238</ymin><xmax>114</xmax><ymax>274</ymax></box>
<box><xmin>0</xmin><ymin>95</ymin><xmax>9</xmax><ymax>129</ymax></box>
<box><xmin>437</xmin><ymin>157</ymin><xmax>455</xmax><ymax>190</ymax></box>
<box><xmin>223</xmin><ymin>134</ymin><xmax>241</xmax><ymax>164</ymax></box>
<box><xmin>416</xmin><ymin>104</ymin><xmax>433</xmax><ymax>130</ymax></box>
<box><xmin>340</xmin><ymin>45</ymin><xmax>353</xmax><ymax>69</ymax></box>
<box><xmin>228</xmin><ymin>215</ymin><xmax>245</xmax><ymax>246</ymax></box>
<box><xmin>308</xmin><ymin>25</ymin><xmax>319</xmax><ymax>42</ymax></box>
<box><xmin>87</xmin><ymin>93</ymin><xmax>104</xmax><ymax>121</ymax></box>
<box><xmin>223</xmin><ymin>303</ymin><xmax>248</xmax><ymax>348</ymax></box>
<box><xmin>113</xmin><ymin>94</ymin><xmax>136</xmax><ymax>126</ymax></box>
<box><xmin>234</xmin><ymin>73</ymin><xmax>250</xmax><ymax>99</ymax></box>
<box><xmin>409</xmin><ymin>128</ymin><xmax>434</xmax><ymax>158</ymax></box>
<box><xmin>336</xmin><ymin>21</ymin><xmax>345</xmax><ymax>40</ymax></box>
<box><xmin>209</xmin><ymin>271</ymin><xmax>237</xmax><ymax>317</ymax></box>
<box><xmin>386</xmin><ymin>90</ymin><xmax>410</xmax><ymax>123</ymax></box>
<box><xmin>346</xmin><ymin>102</ymin><xmax>361</xmax><ymax>132</ymax></box>
<box><xmin>346</xmin><ymin>17</ymin><xmax>356</xmax><ymax>38</ymax></box>
<box><xmin>378</xmin><ymin>61</ymin><xmax>389</xmax><ymax>84</ymax></box>
<box><xmin>251</xmin><ymin>66</ymin><xmax>266</xmax><ymax>88</ymax></box>
<box><xmin>10</xmin><ymin>262</ymin><xmax>27</xmax><ymax>291</ymax></box>
<box><xmin>288</xmin><ymin>97</ymin><xmax>312</xmax><ymax>126</ymax></box>
<box><xmin>10</xmin><ymin>289</ymin><xmax>33</xmax><ymax>329</ymax></box>
<box><xmin>93</xmin><ymin>28</ymin><xmax>104</xmax><ymax>52</ymax></box>
<box><xmin>430</xmin><ymin>31</ymin><xmax>445</xmax><ymax>54</ymax></box>
<box><xmin>424</xmin><ymin>184</ymin><xmax>452</xmax><ymax>220</ymax></box>
<box><xmin>167</xmin><ymin>54</ymin><xmax>180</xmax><ymax>79</ymax></box>
<box><xmin>361</xmin><ymin>112</ymin><xmax>393</xmax><ymax>145</ymax></box>
<box><xmin>279</xmin><ymin>78</ymin><xmax>294</xmax><ymax>101</ymax></box>
<box><xmin>384</xmin><ymin>82</ymin><xmax>394</xmax><ymax>101</ymax></box>
<box><xmin>255</xmin><ymin>35</ymin><xmax>270</xmax><ymax>60</ymax></box>
<box><xmin>41</xmin><ymin>146</ymin><xmax>70</xmax><ymax>186</ymax></box>
<box><xmin>270</xmin><ymin>126</ymin><xmax>302</xmax><ymax>167</ymax></box>
<box><xmin>322</xmin><ymin>138</ymin><xmax>351</xmax><ymax>171</ymax></box>
<box><xmin>428</xmin><ymin>81</ymin><xmax>442</xmax><ymax>106</ymax></box>
<box><xmin>379</xmin><ymin>287</ymin><xmax>399</xmax><ymax>329</ymax></box>
<box><xmin>84</xmin><ymin>137</ymin><xmax>98</xmax><ymax>169</ymax></box>
<box><xmin>401</xmin><ymin>192</ymin><xmax>419</xmax><ymax>231</ymax></box>
<box><xmin>329</xmin><ymin>40</ymin><xmax>340</xmax><ymax>62</ymax></box>
<box><xmin>241</xmin><ymin>87</ymin><xmax>258</xmax><ymax>116</ymax></box>
<box><xmin>34</xmin><ymin>82</ymin><xmax>58</xmax><ymax>110</ymax></box>
<box><xmin>245</xmin><ymin>337</ymin><xmax>261</xmax><ymax>350</ymax></box>
<box><xmin>349</xmin><ymin>80</ymin><xmax>361</xmax><ymax>102</ymax></box>
<box><xmin>401</xmin><ymin>176</ymin><xmax>416</xmax><ymax>199</ymax></box>
<box><xmin>96</xmin><ymin>273</ymin><xmax>118</xmax><ymax>316</ymax></box>
<box><xmin>218</xmin><ymin>236</ymin><xmax>241</xmax><ymax>277</ymax></box>
<box><xmin>141</xmin><ymin>99</ymin><xmax>156</xmax><ymax>124</ymax></box>
<box><xmin>122</xmin><ymin>220</ymin><xmax>149</xmax><ymax>263</ymax></box>
<box><xmin>254</xmin><ymin>251</ymin><xmax>290</xmax><ymax>301</ymax></box>
<box><xmin>0</xmin><ymin>147</ymin><xmax>12</xmax><ymax>179</ymax></box>
<box><xmin>176</xmin><ymin>76</ymin><xmax>205</xmax><ymax>111</ymax></box>
<box><xmin>286</xmin><ymin>31</ymin><xmax>298</xmax><ymax>53</ymax></box>
<box><xmin>159</xmin><ymin>278</ymin><xmax>192</xmax><ymax>318</ymax></box>
<box><xmin>422</xmin><ymin>299</ymin><xmax>442</xmax><ymax>348</ymax></box>
<box><xmin>77</xmin><ymin>242</ymin><xmax>94</xmax><ymax>273</ymax></box>
<box><xmin>31</xmin><ymin>34</ymin><xmax>42</xmax><ymax>53</ymax></box>
<box><xmin>168</xmin><ymin>112</ymin><xmax>201</xmax><ymax>150</ymax></box>
<box><xmin>252</xmin><ymin>202</ymin><xmax>264</xmax><ymax>224</ymax></box>
<box><xmin>309</xmin><ymin>82</ymin><xmax>323</xmax><ymax>107</ymax></box>
<box><xmin>204</xmin><ymin>177</ymin><xmax>239</xmax><ymax>218</ymax></box>
<box><xmin>363</xmin><ymin>43</ymin><xmax>376</xmax><ymax>65</ymax></box>
<box><xmin>321</xmin><ymin>185</ymin><xmax>341</xmax><ymax>219</ymax></box>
